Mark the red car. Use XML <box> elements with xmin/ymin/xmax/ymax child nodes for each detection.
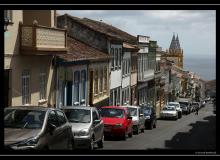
<box><xmin>100</xmin><ymin>106</ymin><xmax>133</xmax><ymax>140</ymax></box>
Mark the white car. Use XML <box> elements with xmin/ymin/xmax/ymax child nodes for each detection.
<box><xmin>160</xmin><ymin>106</ymin><xmax>178</xmax><ymax>120</ymax></box>
<box><xmin>168</xmin><ymin>102</ymin><xmax>182</xmax><ymax>118</ymax></box>
<box><xmin>121</xmin><ymin>105</ymin><xmax>145</xmax><ymax>134</ymax></box>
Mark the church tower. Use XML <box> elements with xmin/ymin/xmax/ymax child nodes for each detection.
<box><xmin>166</xmin><ymin>33</ymin><xmax>184</xmax><ymax>68</ymax></box>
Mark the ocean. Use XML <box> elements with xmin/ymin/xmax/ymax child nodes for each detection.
<box><xmin>183</xmin><ymin>57</ymin><xmax>216</xmax><ymax>81</ymax></box>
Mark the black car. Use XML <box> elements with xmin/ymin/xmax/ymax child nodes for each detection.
<box><xmin>179</xmin><ymin>102</ymin><xmax>191</xmax><ymax>115</ymax></box>
<box><xmin>141</xmin><ymin>106</ymin><xmax>157</xmax><ymax>130</ymax></box>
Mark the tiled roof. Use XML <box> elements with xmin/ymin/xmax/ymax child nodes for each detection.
<box><xmin>57</xmin><ymin>36</ymin><xmax>110</xmax><ymax>62</ymax></box>
<box><xmin>66</xmin><ymin>14</ymin><xmax>137</xmax><ymax>44</ymax></box>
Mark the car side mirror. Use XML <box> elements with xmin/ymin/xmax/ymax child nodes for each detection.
<box><xmin>127</xmin><ymin>116</ymin><xmax>132</xmax><ymax>120</ymax></box>
<box><xmin>48</xmin><ymin>123</ymin><xmax>56</xmax><ymax>135</ymax></box>
<box><xmin>139</xmin><ymin>114</ymin><xmax>144</xmax><ymax>117</ymax></box>
<box><xmin>93</xmin><ymin>119</ymin><xmax>101</xmax><ymax>125</ymax></box>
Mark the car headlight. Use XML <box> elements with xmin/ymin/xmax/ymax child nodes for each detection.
<box><xmin>114</xmin><ymin>123</ymin><xmax>123</xmax><ymax>128</ymax></box>
<box><xmin>144</xmin><ymin>115</ymin><xmax>151</xmax><ymax>119</ymax></box>
<box><xmin>13</xmin><ymin>137</ymin><xmax>38</xmax><ymax>148</ymax></box>
<box><xmin>76</xmin><ymin>129</ymin><xmax>89</xmax><ymax>136</ymax></box>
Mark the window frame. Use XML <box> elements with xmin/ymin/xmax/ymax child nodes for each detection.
<box><xmin>39</xmin><ymin>67</ymin><xmax>46</xmax><ymax>101</ymax></box>
<box><xmin>74</xmin><ymin>71</ymin><xmax>80</xmax><ymax>104</ymax></box>
<box><xmin>22</xmin><ymin>70</ymin><xmax>31</xmax><ymax>105</ymax></box>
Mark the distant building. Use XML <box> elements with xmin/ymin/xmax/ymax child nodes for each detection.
<box><xmin>162</xmin><ymin>34</ymin><xmax>183</xmax><ymax>68</ymax></box>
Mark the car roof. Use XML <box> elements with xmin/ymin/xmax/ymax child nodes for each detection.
<box><xmin>61</xmin><ymin>106</ymin><xmax>92</xmax><ymax>111</ymax></box>
<box><xmin>101</xmin><ymin>106</ymin><xmax>126</xmax><ymax>110</ymax></box>
<box><xmin>121</xmin><ymin>105</ymin><xmax>140</xmax><ymax>109</ymax></box>
<box><xmin>4</xmin><ymin>106</ymin><xmax>53</xmax><ymax>111</ymax></box>
<box><xmin>168</xmin><ymin>102</ymin><xmax>179</xmax><ymax>104</ymax></box>
<box><xmin>165</xmin><ymin>105</ymin><xmax>176</xmax><ymax>108</ymax></box>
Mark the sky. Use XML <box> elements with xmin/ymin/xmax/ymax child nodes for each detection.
<box><xmin>57</xmin><ymin>10</ymin><xmax>216</xmax><ymax>59</ymax></box>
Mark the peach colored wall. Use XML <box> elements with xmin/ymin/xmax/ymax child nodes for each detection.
<box><xmin>4</xmin><ymin>10</ymin><xmax>23</xmax><ymax>57</ymax></box>
<box><xmin>131</xmin><ymin>72</ymin><xmax>137</xmax><ymax>87</ymax></box>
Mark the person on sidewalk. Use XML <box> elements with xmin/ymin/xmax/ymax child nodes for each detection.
<box><xmin>195</xmin><ymin>105</ymin><xmax>199</xmax><ymax>115</ymax></box>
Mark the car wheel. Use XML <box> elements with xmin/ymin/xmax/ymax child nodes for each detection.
<box><xmin>89</xmin><ymin>137</ymin><xmax>94</xmax><ymax>150</ymax></box>
<box><xmin>149</xmin><ymin>122</ymin><xmax>153</xmax><ymax>130</ymax></box>
<box><xmin>122</xmin><ymin>132</ymin><xmax>127</xmax><ymax>140</ymax></box>
<box><xmin>71</xmin><ymin>139</ymin><xmax>75</xmax><ymax>150</ymax></box>
<box><xmin>97</xmin><ymin>137</ymin><xmax>104</xmax><ymax>148</ymax></box>
<box><xmin>153</xmin><ymin>121</ymin><xmax>157</xmax><ymax>128</ymax></box>
<box><xmin>128</xmin><ymin>131</ymin><xmax>133</xmax><ymax>138</ymax></box>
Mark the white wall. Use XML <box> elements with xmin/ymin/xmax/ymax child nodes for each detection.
<box><xmin>110</xmin><ymin>69</ymin><xmax>122</xmax><ymax>89</ymax></box>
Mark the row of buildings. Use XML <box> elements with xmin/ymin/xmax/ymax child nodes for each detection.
<box><xmin>4</xmin><ymin>10</ymin><xmax>205</xmax><ymax>118</ymax></box>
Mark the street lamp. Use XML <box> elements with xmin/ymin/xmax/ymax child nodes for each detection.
<box><xmin>4</xmin><ymin>18</ymin><xmax>10</xmax><ymax>32</ymax></box>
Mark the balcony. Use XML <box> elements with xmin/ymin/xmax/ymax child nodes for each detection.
<box><xmin>20</xmin><ymin>23</ymin><xmax>67</xmax><ymax>55</ymax></box>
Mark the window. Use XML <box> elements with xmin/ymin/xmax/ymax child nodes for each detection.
<box><xmin>39</xmin><ymin>67</ymin><xmax>46</xmax><ymax>100</ymax></box>
<box><xmin>81</xmin><ymin>70</ymin><xmax>86</xmax><ymax>103</ymax></box>
<box><xmin>114</xmin><ymin>89</ymin><xmax>117</xmax><ymax>106</ymax></box>
<box><xmin>22</xmin><ymin>70</ymin><xmax>30</xmax><ymax>105</ymax></box>
<box><xmin>4</xmin><ymin>10</ymin><xmax>12</xmax><ymax>22</ymax></box>
<box><xmin>74</xmin><ymin>71</ymin><xmax>80</xmax><ymax>104</ymax></box>
<box><xmin>110</xmin><ymin>90</ymin><xmax>113</xmax><ymax>105</ymax></box>
<box><xmin>103</xmin><ymin>67</ymin><xmax>108</xmax><ymax>92</ymax></box>
<box><xmin>93</xmin><ymin>111</ymin><xmax>99</xmax><ymax>121</ymax></box>
<box><xmin>119</xmin><ymin>48</ymin><xmax>122</xmax><ymax>67</ymax></box>
<box><xmin>99</xmin><ymin>68</ymin><xmax>103</xmax><ymax>93</ymax></box>
<box><xmin>115</xmin><ymin>48</ymin><xmax>118</xmax><ymax>68</ymax></box>
<box><xmin>94</xmin><ymin>69</ymin><xmax>98</xmax><ymax>95</ymax></box>
<box><xmin>111</xmin><ymin>48</ymin><xmax>114</xmax><ymax>70</ymax></box>
<box><xmin>56</xmin><ymin>110</ymin><xmax>67</xmax><ymax>126</ymax></box>
<box><xmin>48</xmin><ymin>111</ymin><xmax>59</xmax><ymax>127</ymax></box>
<box><xmin>117</xmin><ymin>88</ymin><xmax>120</xmax><ymax>105</ymax></box>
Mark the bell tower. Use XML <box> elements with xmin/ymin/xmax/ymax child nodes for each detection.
<box><xmin>167</xmin><ymin>33</ymin><xmax>183</xmax><ymax>68</ymax></box>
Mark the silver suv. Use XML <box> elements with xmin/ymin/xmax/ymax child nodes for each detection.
<box><xmin>62</xmin><ymin>106</ymin><xmax>104</xmax><ymax>150</ymax></box>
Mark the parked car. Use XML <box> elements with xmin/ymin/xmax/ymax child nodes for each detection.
<box><xmin>179</xmin><ymin>101</ymin><xmax>191</xmax><ymax>114</ymax></box>
<box><xmin>100</xmin><ymin>106</ymin><xmax>133</xmax><ymax>140</ymax></box>
<box><xmin>121</xmin><ymin>105</ymin><xmax>145</xmax><ymax>134</ymax></box>
<box><xmin>192</xmin><ymin>102</ymin><xmax>200</xmax><ymax>110</ymax></box>
<box><xmin>160</xmin><ymin>106</ymin><xmax>178</xmax><ymax>120</ymax></box>
<box><xmin>168</xmin><ymin>102</ymin><xmax>182</xmax><ymax>118</ymax></box>
<box><xmin>141</xmin><ymin>105</ymin><xmax>157</xmax><ymax>130</ymax></box>
<box><xmin>62</xmin><ymin>106</ymin><xmax>104</xmax><ymax>150</ymax></box>
<box><xmin>4</xmin><ymin>106</ymin><xmax>74</xmax><ymax>150</ymax></box>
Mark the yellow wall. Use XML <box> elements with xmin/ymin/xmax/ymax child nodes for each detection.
<box><xmin>23</xmin><ymin>10</ymin><xmax>55</xmax><ymax>27</ymax></box>
<box><xmin>7</xmin><ymin>55</ymin><xmax>54</xmax><ymax>107</ymax></box>
<box><xmin>4</xmin><ymin>10</ymin><xmax>23</xmax><ymax>57</ymax></box>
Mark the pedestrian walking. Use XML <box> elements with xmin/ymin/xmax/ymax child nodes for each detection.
<box><xmin>195</xmin><ymin>106</ymin><xmax>199</xmax><ymax>115</ymax></box>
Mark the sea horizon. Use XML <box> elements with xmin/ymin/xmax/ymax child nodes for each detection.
<box><xmin>183</xmin><ymin>56</ymin><xmax>216</xmax><ymax>81</ymax></box>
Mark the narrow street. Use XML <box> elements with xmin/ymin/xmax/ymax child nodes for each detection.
<box><xmin>99</xmin><ymin>102</ymin><xmax>216</xmax><ymax>150</ymax></box>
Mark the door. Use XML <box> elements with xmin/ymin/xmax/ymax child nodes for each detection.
<box><xmin>89</xmin><ymin>70</ymin><xmax>94</xmax><ymax>106</ymax></box>
<box><xmin>126</xmin><ymin>112</ymin><xmax>133</xmax><ymax>134</ymax></box>
<box><xmin>55</xmin><ymin>110</ymin><xmax>72</xmax><ymax>149</ymax></box>
<box><xmin>66</xmin><ymin>81</ymin><xmax>73</xmax><ymax>106</ymax></box>
<box><xmin>92</xmin><ymin>110</ymin><xmax>103</xmax><ymax>141</ymax></box>
<box><xmin>4</xmin><ymin>69</ymin><xmax>11</xmax><ymax>107</ymax></box>
<box><xmin>47</xmin><ymin>111</ymin><xmax>61</xmax><ymax>149</ymax></box>
<box><xmin>138</xmin><ymin>108</ymin><xmax>145</xmax><ymax>130</ymax></box>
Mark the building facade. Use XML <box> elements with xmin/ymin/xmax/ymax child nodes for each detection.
<box><xmin>4</xmin><ymin>10</ymin><xmax>67</xmax><ymax>107</ymax></box>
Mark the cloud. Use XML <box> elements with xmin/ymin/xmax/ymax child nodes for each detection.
<box><xmin>57</xmin><ymin>10</ymin><xmax>216</xmax><ymax>58</ymax></box>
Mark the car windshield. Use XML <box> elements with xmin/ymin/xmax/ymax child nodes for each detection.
<box><xmin>64</xmin><ymin>109</ymin><xmax>91</xmax><ymax>123</ymax></box>
<box><xmin>4</xmin><ymin>109</ymin><xmax>45</xmax><ymax>129</ymax></box>
<box><xmin>127</xmin><ymin>108</ymin><xmax>137</xmax><ymax>116</ymax></box>
<box><xmin>142</xmin><ymin>107</ymin><xmax>151</xmax><ymax>115</ymax></box>
<box><xmin>163</xmin><ymin>107</ymin><xmax>175</xmax><ymax>111</ymax></box>
<box><xmin>100</xmin><ymin>108</ymin><xmax>124</xmax><ymax>118</ymax></box>
<box><xmin>168</xmin><ymin>103</ymin><xmax>179</xmax><ymax>108</ymax></box>
<box><xmin>179</xmin><ymin>102</ymin><xmax>188</xmax><ymax>106</ymax></box>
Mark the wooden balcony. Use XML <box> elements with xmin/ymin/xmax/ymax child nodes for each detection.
<box><xmin>20</xmin><ymin>23</ymin><xmax>67</xmax><ymax>55</ymax></box>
